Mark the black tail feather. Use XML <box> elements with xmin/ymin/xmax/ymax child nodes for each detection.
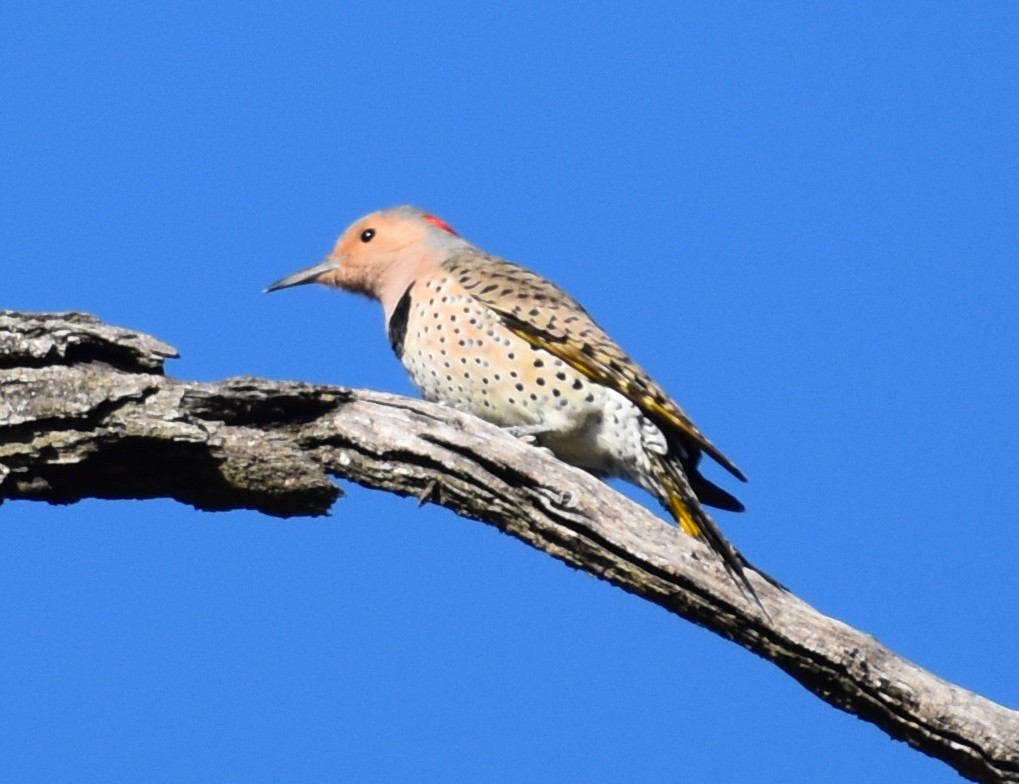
<box><xmin>688</xmin><ymin>466</ymin><xmax>745</xmax><ymax>512</ymax></box>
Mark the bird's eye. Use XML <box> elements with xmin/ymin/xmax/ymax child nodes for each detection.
<box><xmin>360</xmin><ymin>228</ymin><xmax>376</xmax><ymax>243</ymax></box>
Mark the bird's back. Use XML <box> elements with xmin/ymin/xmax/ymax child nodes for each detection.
<box><xmin>440</xmin><ymin>253</ymin><xmax>745</xmax><ymax>484</ymax></box>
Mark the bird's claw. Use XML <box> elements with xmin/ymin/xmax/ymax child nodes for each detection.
<box><xmin>504</xmin><ymin>426</ymin><xmax>556</xmax><ymax>457</ymax></box>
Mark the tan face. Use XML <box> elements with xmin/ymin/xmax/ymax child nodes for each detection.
<box><xmin>265</xmin><ymin>212</ymin><xmax>416</xmax><ymax>294</ymax></box>
<box><xmin>317</xmin><ymin>212</ymin><xmax>427</xmax><ymax>287</ymax></box>
<box><xmin>266</xmin><ymin>207</ymin><xmax>456</xmax><ymax>305</ymax></box>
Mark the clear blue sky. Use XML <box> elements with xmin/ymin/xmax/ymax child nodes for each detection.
<box><xmin>3</xmin><ymin>3</ymin><xmax>1017</xmax><ymax>781</ymax></box>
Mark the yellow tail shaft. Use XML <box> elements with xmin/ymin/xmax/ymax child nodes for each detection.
<box><xmin>668</xmin><ymin>493</ymin><xmax>703</xmax><ymax>539</ymax></box>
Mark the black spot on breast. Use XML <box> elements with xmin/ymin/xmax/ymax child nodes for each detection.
<box><xmin>387</xmin><ymin>283</ymin><xmax>414</xmax><ymax>359</ymax></box>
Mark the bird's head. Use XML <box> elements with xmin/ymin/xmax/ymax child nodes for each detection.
<box><xmin>266</xmin><ymin>205</ymin><xmax>469</xmax><ymax>317</ymax></box>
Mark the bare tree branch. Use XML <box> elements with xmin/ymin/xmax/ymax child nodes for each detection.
<box><xmin>1</xmin><ymin>310</ymin><xmax>1017</xmax><ymax>783</ymax></box>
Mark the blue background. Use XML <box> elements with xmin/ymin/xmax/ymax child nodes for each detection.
<box><xmin>3</xmin><ymin>3</ymin><xmax>1017</xmax><ymax>781</ymax></box>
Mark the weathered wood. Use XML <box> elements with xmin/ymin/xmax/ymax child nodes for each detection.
<box><xmin>1</xmin><ymin>310</ymin><xmax>1017</xmax><ymax>783</ymax></box>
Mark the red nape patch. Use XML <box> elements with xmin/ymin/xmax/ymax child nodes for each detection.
<box><xmin>423</xmin><ymin>214</ymin><xmax>459</xmax><ymax>236</ymax></box>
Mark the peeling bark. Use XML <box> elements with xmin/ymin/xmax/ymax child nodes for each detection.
<box><xmin>1</xmin><ymin>310</ymin><xmax>1017</xmax><ymax>783</ymax></box>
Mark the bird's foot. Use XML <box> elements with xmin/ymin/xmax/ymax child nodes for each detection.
<box><xmin>503</xmin><ymin>425</ymin><xmax>556</xmax><ymax>457</ymax></box>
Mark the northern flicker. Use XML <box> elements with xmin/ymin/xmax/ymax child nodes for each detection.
<box><xmin>267</xmin><ymin>206</ymin><xmax>754</xmax><ymax>596</ymax></box>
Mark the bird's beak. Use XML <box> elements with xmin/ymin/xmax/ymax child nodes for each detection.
<box><xmin>264</xmin><ymin>259</ymin><xmax>339</xmax><ymax>293</ymax></box>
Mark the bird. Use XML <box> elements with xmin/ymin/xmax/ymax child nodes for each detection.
<box><xmin>266</xmin><ymin>205</ymin><xmax>755</xmax><ymax>598</ymax></box>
